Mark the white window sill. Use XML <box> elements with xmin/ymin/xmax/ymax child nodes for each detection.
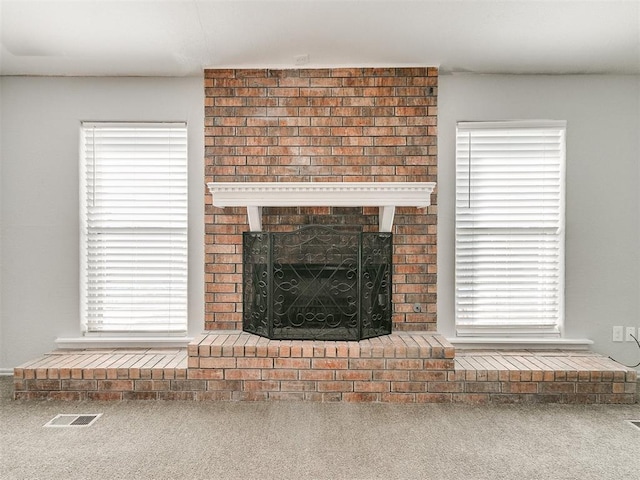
<box><xmin>448</xmin><ymin>337</ymin><xmax>594</xmax><ymax>351</ymax></box>
<box><xmin>55</xmin><ymin>336</ymin><xmax>193</xmax><ymax>349</ymax></box>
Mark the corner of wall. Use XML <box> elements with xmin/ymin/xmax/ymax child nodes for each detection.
<box><xmin>0</xmin><ymin>77</ymin><xmax>5</xmax><ymax>370</ymax></box>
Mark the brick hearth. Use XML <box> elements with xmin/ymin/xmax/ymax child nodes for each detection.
<box><xmin>187</xmin><ymin>332</ymin><xmax>455</xmax><ymax>402</ymax></box>
<box><xmin>13</xmin><ymin>334</ymin><xmax>637</xmax><ymax>403</ymax></box>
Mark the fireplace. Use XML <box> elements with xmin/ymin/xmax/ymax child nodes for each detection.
<box><xmin>207</xmin><ymin>180</ymin><xmax>436</xmax><ymax>333</ymax></box>
<box><xmin>243</xmin><ymin>225</ymin><xmax>392</xmax><ymax>340</ymax></box>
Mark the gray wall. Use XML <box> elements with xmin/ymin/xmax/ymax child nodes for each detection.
<box><xmin>0</xmin><ymin>76</ymin><xmax>205</xmax><ymax>369</ymax></box>
<box><xmin>438</xmin><ymin>74</ymin><xmax>640</xmax><ymax>364</ymax></box>
<box><xmin>1</xmin><ymin>73</ymin><xmax>639</xmax><ymax>369</ymax></box>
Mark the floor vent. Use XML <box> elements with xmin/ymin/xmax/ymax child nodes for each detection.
<box><xmin>44</xmin><ymin>414</ymin><xmax>102</xmax><ymax>428</ymax></box>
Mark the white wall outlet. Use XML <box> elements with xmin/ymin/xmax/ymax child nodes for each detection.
<box><xmin>625</xmin><ymin>327</ymin><xmax>636</xmax><ymax>342</ymax></box>
<box><xmin>612</xmin><ymin>326</ymin><xmax>624</xmax><ymax>342</ymax></box>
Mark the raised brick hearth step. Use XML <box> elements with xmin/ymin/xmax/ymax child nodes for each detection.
<box><xmin>13</xmin><ymin>348</ymin><xmax>189</xmax><ymax>400</ymax></box>
<box><xmin>454</xmin><ymin>350</ymin><xmax>637</xmax><ymax>404</ymax></box>
<box><xmin>188</xmin><ymin>331</ymin><xmax>454</xmax><ymax>362</ymax></box>
<box><xmin>186</xmin><ymin>332</ymin><xmax>455</xmax><ymax>402</ymax></box>
<box><xmin>12</xmin><ymin>333</ymin><xmax>637</xmax><ymax>403</ymax></box>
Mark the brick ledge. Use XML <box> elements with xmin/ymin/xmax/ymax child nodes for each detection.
<box><xmin>188</xmin><ymin>331</ymin><xmax>455</xmax><ymax>361</ymax></box>
<box><xmin>12</xmin><ymin>333</ymin><xmax>637</xmax><ymax>403</ymax></box>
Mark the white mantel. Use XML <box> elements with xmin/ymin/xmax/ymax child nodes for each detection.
<box><xmin>207</xmin><ymin>182</ymin><xmax>436</xmax><ymax>232</ymax></box>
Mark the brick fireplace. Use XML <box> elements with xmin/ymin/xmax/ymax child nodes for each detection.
<box><xmin>204</xmin><ymin>67</ymin><xmax>438</xmax><ymax>332</ymax></box>
<box><xmin>198</xmin><ymin>67</ymin><xmax>447</xmax><ymax>401</ymax></box>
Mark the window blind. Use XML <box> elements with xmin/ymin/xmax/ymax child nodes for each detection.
<box><xmin>455</xmin><ymin>121</ymin><xmax>565</xmax><ymax>336</ymax></box>
<box><xmin>80</xmin><ymin>123</ymin><xmax>188</xmax><ymax>334</ymax></box>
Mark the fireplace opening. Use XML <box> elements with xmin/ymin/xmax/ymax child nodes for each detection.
<box><xmin>243</xmin><ymin>225</ymin><xmax>392</xmax><ymax>340</ymax></box>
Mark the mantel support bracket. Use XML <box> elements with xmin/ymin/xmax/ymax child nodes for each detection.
<box><xmin>379</xmin><ymin>206</ymin><xmax>396</xmax><ymax>233</ymax></box>
<box><xmin>246</xmin><ymin>206</ymin><xmax>263</xmax><ymax>232</ymax></box>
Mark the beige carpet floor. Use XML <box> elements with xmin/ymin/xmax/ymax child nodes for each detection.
<box><xmin>1</xmin><ymin>376</ymin><xmax>639</xmax><ymax>480</ymax></box>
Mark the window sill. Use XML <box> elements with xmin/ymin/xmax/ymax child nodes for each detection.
<box><xmin>447</xmin><ymin>337</ymin><xmax>594</xmax><ymax>351</ymax></box>
<box><xmin>55</xmin><ymin>336</ymin><xmax>193</xmax><ymax>349</ymax></box>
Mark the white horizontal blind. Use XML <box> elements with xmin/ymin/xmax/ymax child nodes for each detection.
<box><xmin>80</xmin><ymin>123</ymin><xmax>188</xmax><ymax>334</ymax></box>
<box><xmin>455</xmin><ymin>121</ymin><xmax>565</xmax><ymax>336</ymax></box>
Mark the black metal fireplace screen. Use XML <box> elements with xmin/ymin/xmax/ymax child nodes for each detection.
<box><xmin>243</xmin><ymin>226</ymin><xmax>392</xmax><ymax>340</ymax></box>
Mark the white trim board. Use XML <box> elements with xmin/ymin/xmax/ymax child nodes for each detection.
<box><xmin>55</xmin><ymin>336</ymin><xmax>193</xmax><ymax>349</ymax></box>
<box><xmin>449</xmin><ymin>337</ymin><xmax>594</xmax><ymax>350</ymax></box>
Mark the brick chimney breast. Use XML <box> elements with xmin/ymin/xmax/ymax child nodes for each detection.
<box><xmin>204</xmin><ymin>67</ymin><xmax>438</xmax><ymax>332</ymax></box>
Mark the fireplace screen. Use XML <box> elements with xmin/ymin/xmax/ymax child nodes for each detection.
<box><xmin>243</xmin><ymin>226</ymin><xmax>392</xmax><ymax>340</ymax></box>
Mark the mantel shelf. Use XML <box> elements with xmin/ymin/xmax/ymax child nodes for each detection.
<box><xmin>207</xmin><ymin>181</ymin><xmax>436</xmax><ymax>232</ymax></box>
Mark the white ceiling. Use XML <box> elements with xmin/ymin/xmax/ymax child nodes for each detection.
<box><xmin>1</xmin><ymin>0</ymin><xmax>639</xmax><ymax>77</ymax></box>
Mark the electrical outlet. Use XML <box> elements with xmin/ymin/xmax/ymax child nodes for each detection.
<box><xmin>612</xmin><ymin>326</ymin><xmax>624</xmax><ymax>342</ymax></box>
<box><xmin>626</xmin><ymin>327</ymin><xmax>637</xmax><ymax>342</ymax></box>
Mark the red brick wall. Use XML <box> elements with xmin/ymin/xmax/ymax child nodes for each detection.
<box><xmin>204</xmin><ymin>67</ymin><xmax>437</xmax><ymax>332</ymax></box>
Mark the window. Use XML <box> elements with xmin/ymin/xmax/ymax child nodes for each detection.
<box><xmin>455</xmin><ymin>121</ymin><xmax>565</xmax><ymax>337</ymax></box>
<box><xmin>80</xmin><ymin>122</ymin><xmax>188</xmax><ymax>334</ymax></box>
